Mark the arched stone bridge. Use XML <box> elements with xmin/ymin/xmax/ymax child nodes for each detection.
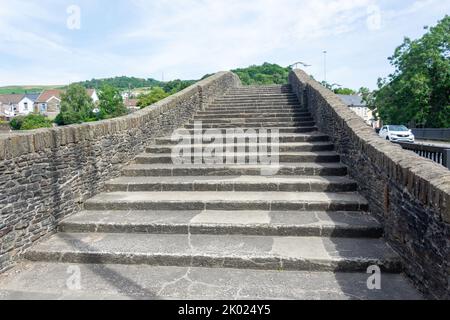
<box><xmin>0</xmin><ymin>70</ymin><xmax>448</xmax><ymax>300</ymax></box>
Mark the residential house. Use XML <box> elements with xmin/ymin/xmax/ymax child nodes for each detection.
<box><xmin>35</xmin><ymin>90</ymin><xmax>62</xmax><ymax>119</ymax></box>
<box><xmin>124</xmin><ymin>98</ymin><xmax>139</xmax><ymax>113</ymax></box>
<box><xmin>0</xmin><ymin>94</ymin><xmax>35</xmax><ymax>119</ymax></box>
<box><xmin>87</xmin><ymin>89</ymin><xmax>99</xmax><ymax>104</ymax></box>
<box><xmin>337</xmin><ymin>94</ymin><xmax>380</xmax><ymax>129</ymax></box>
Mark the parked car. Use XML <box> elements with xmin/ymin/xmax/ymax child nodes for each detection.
<box><xmin>379</xmin><ymin>125</ymin><xmax>415</xmax><ymax>143</ymax></box>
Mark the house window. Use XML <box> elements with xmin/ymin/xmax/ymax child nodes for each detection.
<box><xmin>40</xmin><ymin>104</ymin><xmax>47</xmax><ymax>112</ymax></box>
<box><xmin>24</xmin><ymin>102</ymin><xmax>28</xmax><ymax>111</ymax></box>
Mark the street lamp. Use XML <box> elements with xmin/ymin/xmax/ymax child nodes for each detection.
<box><xmin>323</xmin><ymin>51</ymin><xmax>327</xmax><ymax>82</ymax></box>
<box><xmin>289</xmin><ymin>61</ymin><xmax>312</xmax><ymax>69</ymax></box>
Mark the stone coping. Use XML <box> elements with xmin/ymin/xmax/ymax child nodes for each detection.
<box><xmin>0</xmin><ymin>71</ymin><xmax>235</xmax><ymax>161</ymax></box>
<box><xmin>290</xmin><ymin>69</ymin><xmax>450</xmax><ymax>223</ymax></box>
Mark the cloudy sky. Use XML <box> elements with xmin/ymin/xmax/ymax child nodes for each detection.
<box><xmin>0</xmin><ymin>0</ymin><xmax>448</xmax><ymax>89</ymax></box>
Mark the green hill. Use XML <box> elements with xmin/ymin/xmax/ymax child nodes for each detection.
<box><xmin>0</xmin><ymin>85</ymin><xmax>65</xmax><ymax>95</ymax></box>
<box><xmin>232</xmin><ymin>63</ymin><xmax>291</xmax><ymax>85</ymax></box>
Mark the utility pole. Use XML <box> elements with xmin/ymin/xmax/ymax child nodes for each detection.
<box><xmin>323</xmin><ymin>50</ymin><xmax>327</xmax><ymax>83</ymax></box>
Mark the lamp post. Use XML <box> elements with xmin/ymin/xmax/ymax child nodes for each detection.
<box><xmin>289</xmin><ymin>61</ymin><xmax>312</xmax><ymax>69</ymax></box>
<box><xmin>323</xmin><ymin>50</ymin><xmax>327</xmax><ymax>83</ymax></box>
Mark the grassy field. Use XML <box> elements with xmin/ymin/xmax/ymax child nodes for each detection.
<box><xmin>0</xmin><ymin>85</ymin><xmax>65</xmax><ymax>95</ymax></box>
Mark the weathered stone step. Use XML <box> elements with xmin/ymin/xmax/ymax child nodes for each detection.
<box><xmin>25</xmin><ymin>233</ymin><xmax>400</xmax><ymax>272</ymax></box>
<box><xmin>134</xmin><ymin>152</ymin><xmax>340</xmax><ymax>164</ymax></box>
<box><xmin>59</xmin><ymin>210</ymin><xmax>381</xmax><ymax>238</ymax></box>
<box><xmin>84</xmin><ymin>191</ymin><xmax>368</xmax><ymax>211</ymax></box>
<box><xmin>105</xmin><ymin>176</ymin><xmax>357</xmax><ymax>192</ymax></box>
<box><xmin>0</xmin><ymin>262</ymin><xmax>421</xmax><ymax>300</ymax></box>
<box><xmin>196</xmin><ymin>111</ymin><xmax>312</xmax><ymax>118</ymax></box>
<box><xmin>209</xmin><ymin>102</ymin><xmax>301</xmax><ymax>108</ymax></box>
<box><xmin>223</xmin><ymin>94</ymin><xmax>297</xmax><ymax>99</ymax></box>
<box><xmin>146</xmin><ymin>142</ymin><xmax>334</xmax><ymax>154</ymax></box>
<box><xmin>123</xmin><ymin>163</ymin><xmax>347</xmax><ymax>177</ymax></box>
<box><xmin>181</xmin><ymin>127</ymin><xmax>318</xmax><ymax>134</ymax></box>
<box><xmin>206</xmin><ymin>105</ymin><xmax>304</xmax><ymax>110</ymax></box>
<box><xmin>214</xmin><ymin>99</ymin><xmax>299</xmax><ymax>105</ymax></box>
<box><xmin>185</xmin><ymin>122</ymin><xmax>316</xmax><ymax>129</ymax></box>
<box><xmin>192</xmin><ymin>116</ymin><xmax>315</xmax><ymax>123</ymax></box>
<box><xmin>155</xmin><ymin>133</ymin><xmax>329</xmax><ymax>145</ymax></box>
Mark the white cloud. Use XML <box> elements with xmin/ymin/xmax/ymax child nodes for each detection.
<box><xmin>0</xmin><ymin>0</ymin><xmax>448</xmax><ymax>88</ymax></box>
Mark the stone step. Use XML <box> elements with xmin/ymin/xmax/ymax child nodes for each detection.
<box><xmin>196</xmin><ymin>111</ymin><xmax>312</xmax><ymax>118</ymax></box>
<box><xmin>154</xmin><ymin>133</ymin><xmax>329</xmax><ymax>145</ymax></box>
<box><xmin>0</xmin><ymin>262</ymin><xmax>422</xmax><ymax>300</ymax></box>
<box><xmin>214</xmin><ymin>99</ymin><xmax>299</xmax><ymax>104</ymax></box>
<box><xmin>25</xmin><ymin>233</ymin><xmax>400</xmax><ymax>272</ymax></box>
<box><xmin>134</xmin><ymin>152</ymin><xmax>340</xmax><ymax>164</ymax></box>
<box><xmin>207</xmin><ymin>104</ymin><xmax>303</xmax><ymax>109</ymax></box>
<box><xmin>59</xmin><ymin>210</ymin><xmax>381</xmax><ymax>238</ymax></box>
<box><xmin>181</xmin><ymin>127</ymin><xmax>318</xmax><ymax>134</ymax></box>
<box><xmin>122</xmin><ymin>163</ymin><xmax>348</xmax><ymax>177</ymax></box>
<box><xmin>84</xmin><ymin>191</ymin><xmax>368</xmax><ymax>211</ymax></box>
<box><xmin>223</xmin><ymin>94</ymin><xmax>297</xmax><ymax>99</ymax></box>
<box><xmin>105</xmin><ymin>176</ymin><xmax>357</xmax><ymax>192</ymax></box>
<box><xmin>185</xmin><ymin>121</ymin><xmax>316</xmax><ymax>129</ymax></box>
<box><xmin>146</xmin><ymin>142</ymin><xmax>334</xmax><ymax>154</ymax></box>
<box><xmin>192</xmin><ymin>116</ymin><xmax>315</xmax><ymax>123</ymax></box>
<box><xmin>209</xmin><ymin>102</ymin><xmax>301</xmax><ymax>108</ymax></box>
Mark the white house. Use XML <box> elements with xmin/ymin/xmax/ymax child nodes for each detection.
<box><xmin>337</xmin><ymin>94</ymin><xmax>380</xmax><ymax>128</ymax></box>
<box><xmin>87</xmin><ymin>89</ymin><xmax>99</xmax><ymax>104</ymax></box>
<box><xmin>0</xmin><ymin>94</ymin><xmax>35</xmax><ymax>119</ymax></box>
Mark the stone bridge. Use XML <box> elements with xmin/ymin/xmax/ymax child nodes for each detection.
<box><xmin>0</xmin><ymin>70</ymin><xmax>448</xmax><ymax>300</ymax></box>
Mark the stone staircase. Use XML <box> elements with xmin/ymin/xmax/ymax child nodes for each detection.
<box><xmin>0</xmin><ymin>85</ymin><xmax>421</xmax><ymax>300</ymax></box>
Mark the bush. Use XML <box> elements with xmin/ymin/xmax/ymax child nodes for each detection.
<box><xmin>9</xmin><ymin>116</ymin><xmax>25</xmax><ymax>130</ymax></box>
<box><xmin>54</xmin><ymin>111</ymin><xmax>83</xmax><ymax>126</ymax></box>
<box><xmin>10</xmin><ymin>115</ymin><xmax>52</xmax><ymax>130</ymax></box>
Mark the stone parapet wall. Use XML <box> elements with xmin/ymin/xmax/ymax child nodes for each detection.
<box><xmin>0</xmin><ymin>71</ymin><xmax>241</xmax><ymax>272</ymax></box>
<box><xmin>289</xmin><ymin>69</ymin><xmax>450</xmax><ymax>299</ymax></box>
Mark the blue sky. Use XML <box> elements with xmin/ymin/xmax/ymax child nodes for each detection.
<box><xmin>0</xmin><ymin>0</ymin><xmax>448</xmax><ymax>89</ymax></box>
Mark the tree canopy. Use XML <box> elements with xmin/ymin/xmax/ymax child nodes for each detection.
<box><xmin>137</xmin><ymin>87</ymin><xmax>170</xmax><ymax>108</ymax></box>
<box><xmin>232</xmin><ymin>63</ymin><xmax>290</xmax><ymax>85</ymax></box>
<box><xmin>97</xmin><ymin>84</ymin><xmax>128</xmax><ymax>119</ymax></box>
<box><xmin>55</xmin><ymin>84</ymin><xmax>95</xmax><ymax>125</ymax></box>
<box><xmin>75</xmin><ymin>76</ymin><xmax>162</xmax><ymax>90</ymax></box>
<box><xmin>373</xmin><ymin>16</ymin><xmax>450</xmax><ymax>128</ymax></box>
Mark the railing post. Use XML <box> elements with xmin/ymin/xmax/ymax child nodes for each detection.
<box><xmin>443</xmin><ymin>149</ymin><xmax>450</xmax><ymax>170</ymax></box>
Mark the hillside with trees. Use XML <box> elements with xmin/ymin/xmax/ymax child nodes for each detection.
<box><xmin>232</xmin><ymin>63</ymin><xmax>291</xmax><ymax>85</ymax></box>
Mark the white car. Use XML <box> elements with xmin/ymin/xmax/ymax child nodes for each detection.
<box><xmin>379</xmin><ymin>125</ymin><xmax>415</xmax><ymax>143</ymax></box>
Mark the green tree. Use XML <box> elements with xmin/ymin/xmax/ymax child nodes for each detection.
<box><xmin>98</xmin><ymin>84</ymin><xmax>128</xmax><ymax>119</ymax></box>
<box><xmin>137</xmin><ymin>87</ymin><xmax>170</xmax><ymax>109</ymax></box>
<box><xmin>334</xmin><ymin>88</ymin><xmax>357</xmax><ymax>95</ymax></box>
<box><xmin>374</xmin><ymin>16</ymin><xmax>450</xmax><ymax>128</ymax></box>
<box><xmin>232</xmin><ymin>63</ymin><xmax>290</xmax><ymax>85</ymax></box>
<box><xmin>55</xmin><ymin>84</ymin><xmax>95</xmax><ymax>125</ymax></box>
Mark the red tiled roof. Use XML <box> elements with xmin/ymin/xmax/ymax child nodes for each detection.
<box><xmin>36</xmin><ymin>90</ymin><xmax>62</xmax><ymax>103</ymax></box>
